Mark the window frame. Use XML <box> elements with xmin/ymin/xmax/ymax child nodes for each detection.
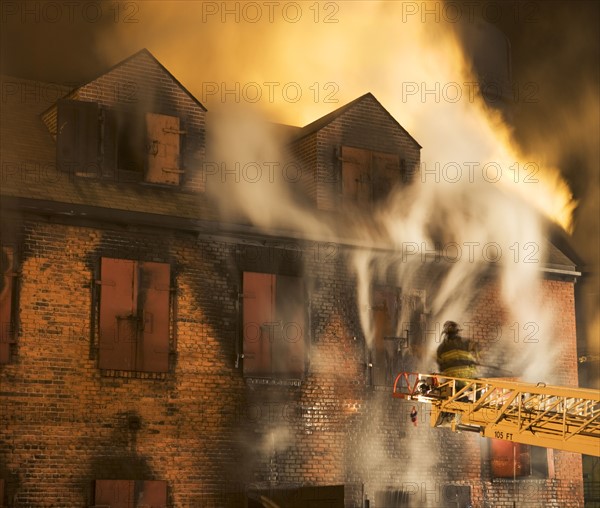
<box><xmin>95</xmin><ymin>257</ymin><xmax>173</xmax><ymax>375</ymax></box>
<box><xmin>489</xmin><ymin>439</ymin><xmax>549</xmax><ymax>479</ymax></box>
<box><xmin>0</xmin><ymin>245</ymin><xmax>18</xmax><ymax>365</ymax></box>
<box><xmin>241</xmin><ymin>271</ymin><xmax>307</xmax><ymax>381</ymax></box>
<box><xmin>370</xmin><ymin>284</ymin><xmax>401</xmax><ymax>387</ymax></box>
<box><xmin>340</xmin><ymin>145</ymin><xmax>401</xmax><ymax>207</ymax></box>
<box><xmin>56</xmin><ymin>100</ymin><xmax>184</xmax><ymax>186</ymax></box>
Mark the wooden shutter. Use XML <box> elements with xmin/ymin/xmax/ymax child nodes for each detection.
<box><xmin>0</xmin><ymin>479</ymin><xmax>4</xmax><ymax>507</ymax></box>
<box><xmin>372</xmin><ymin>287</ymin><xmax>399</xmax><ymax>386</ymax></box>
<box><xmin>95</xmin><ymin>480</ymin><xmax>134</xmax><ymax>508</ymax></box>
<box><xmin>274</xmin><ymin>275</ymin><xmax>305</xmax><ymax>377</ymax></box>
<box><xmin>341</xmin><ymin>146</ymin><xmax>372</xmax><ymax>206</ymax></box>
<box><xmin>57</xmin><ymin>99</ymin><xmax>99</xmax><ymax>174</ymax></box>
<box><xmin>145</xmin><ymin>113</ymin><xmax>182</xmax><ymax>185</ymax></box>
<box><xmin>98</xmin><ymin>258</ymin><xmax>138</xmax><ymax>371</ymax></box>
<box><xmin>372</xmin><ymin>152</ymin><xmax>399</xmax><ymax>200</ymax></box>
<box><xmin>404</xmin><ymin>289</ymin><xmax>426</xmax><ymax>351</ymax></box>
<box><xmin>135</xmin><ymin>480</ymin><xmax>167</xmax><ymax>507</ymax></box>
<box><xmin>243</xmin><ymin>272</ymin><xmax>275</xmax><ymax>376</ymax></box>
<box><xmin>0</xmin><ymin>246</ymin><xmax>15</xmax><ymax>365</ymax></box>
<box><xmin>138</xmin><ymin>262</ymin><xmax>170</xmax><ymax>373</ymax></box>
<box><xmin>491</xmin><ymin>440</ymin><xmax>531</xmax><ymax>478</ymax></box>
<box><xmin>101</xmin><ymin>108</ymin><xmax>118</xmax><ymax>179</ymax></box>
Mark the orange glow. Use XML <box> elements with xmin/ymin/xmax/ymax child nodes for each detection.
<box><xmin>97</xmin><ymin>1</ymin><xmax>575</xmax><ymax>232</ymax></box>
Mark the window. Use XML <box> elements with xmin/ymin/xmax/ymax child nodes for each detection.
<box><xmin>94</xmin><ymin>480</ymin><xmax>167</xmax><ymax>508</ymax></box>
<box><xmin>0</xmin><ymin>245</ymin><xmax>16</xmax><ymax>365</ymax></box>
<box><xmin>374</xmin><ymin>489</ymin><xmax>410</xmax><ymax>507</ymax></box>
<box><xmin>57</xmin><ymin>100</ymin><xmax>183</xmax><ymax>185</ymax></box>
<box><xmin>340</xmin><ymin>146</ymin><xmax>400</xmax><ymax>206</ymax></box>
<box><xmin>57</xmin><ymin>99</ymin><xmax>100</xmax><ymax>175</ymax></box>
<box><xmin>97</xmin><ymin>258</ymin><xmax>171</xmax><ymax>373</ymax></box>
<box><xmin>248</xmin><ymin>485</ymin><xmax>343</xmax><ymax>508</ymax></box>
<box><xmin>242</xmin><ymin>272</ymin><xmax>305</xmax><ymax>379</ymax></box>
<box><xmin>370</xmin><ymin>286</ymin><xmax>401</xmax><ymax>386</ymax></box>
<box><xmin>490</xmin><ymin>440</ymin><xmax>548</xmax><ymax>478</ymax></box>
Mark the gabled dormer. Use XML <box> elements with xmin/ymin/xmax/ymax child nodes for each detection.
<box><xmin>289</xmin><ymin>93</ymin><xmax>421</xmax><ymax>211</ymax></box>
<box><xmin>41</xmin><ymin>49</ymin><xmax>207</xmax><ymax>191</ymax></box>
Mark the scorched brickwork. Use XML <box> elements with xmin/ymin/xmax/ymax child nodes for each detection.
<box><xmin>0</xmin><ymin>49</ymin><xmax>585</xmax><ymax>507</ymax></box>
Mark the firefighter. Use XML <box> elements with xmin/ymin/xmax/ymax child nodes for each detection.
<box><xmin>434</xmin><ymin>321</ymin><xmax>477</xmax><ymax>425</ymax></box>
<box><xmin>436</xmin><ymin>320</ymin><xmax>478</xmax><ymax>380</ymax></box>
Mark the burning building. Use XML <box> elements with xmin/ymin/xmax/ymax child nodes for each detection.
<box><xmin>0</xmin><ymin>49</ymin><xmax>586</xmax><ymax>507</ymax></box>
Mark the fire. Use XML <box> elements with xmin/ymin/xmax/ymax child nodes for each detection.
<box><xmin>97</xmin><ymin>1</ymin><xmax>575</xmax><ymax>232</ymax></box>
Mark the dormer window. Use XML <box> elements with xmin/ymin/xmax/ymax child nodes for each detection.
<box><xmin>56</xmin><ymin>100</ymin><xmax>184</xmax><ymax>186</ymax></box>
<box><xmin>340</xmin><ymin>145</ymin><xmax>402</xmax><ymax>207</ymax></box>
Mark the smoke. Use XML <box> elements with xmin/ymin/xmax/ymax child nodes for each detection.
<box><xmin>451</xmin><ymin>0</ymin><xmax>599</xmax><ymax>386</ymax></box>
<box><xmin>204</xmin><ymin>105</ymin><xmax>332</xmax><ymax>236</ymax></box>
<box><xmin>3</xmin><ymin>0</ymin><xmax>592</xmax><ymax>494</ymax></box>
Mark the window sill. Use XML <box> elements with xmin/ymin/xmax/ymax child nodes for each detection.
<box><xmin>100</xmin><ymin>369</ymin><xmax>168</xmax><ymax>380</ymax></box>
<box><xmin>244</xmin><ymin>376</ymin><xmax>303</xmax><ymax>387</ymax></box>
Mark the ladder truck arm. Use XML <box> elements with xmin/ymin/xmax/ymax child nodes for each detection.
<box><xmin>392</xmin><ymin>372</ymin><xmax>600</xmax><ymax>456</ymax></box>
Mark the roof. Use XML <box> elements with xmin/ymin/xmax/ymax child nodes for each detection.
<box><xmin>0</xmin><ymin>75</ymin><xmax>217</xmax><ymax>223</ymax></box>
<box><xmin>292</xmin><ymin>92</ymin><xmax>422</xmax><ymax>148</ymax></box>
<box><xmin>64</xmin><ymin>48</ymin><xmax>207</xmax><ymax>113</ymax></box>
<box><xmin>0</xmin><ymin>71</ymin><xmax>579</xmax><ymax>274</ymax></box>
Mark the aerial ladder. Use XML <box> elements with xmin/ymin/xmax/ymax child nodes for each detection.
<box><xmin>392</xmin><ymin>372</ymin><xmax>600</xmax><ymax>456</ymax></box>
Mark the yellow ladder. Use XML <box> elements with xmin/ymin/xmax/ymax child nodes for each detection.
<box><xmin>392</xmin><ymin>372</ymin><xmax>600</xmax><ymax>456</ymax></box>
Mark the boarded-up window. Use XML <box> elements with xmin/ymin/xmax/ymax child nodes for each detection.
<box><xmin>242</xmin><ymin>272</ymin><xmax>305</xmax><ymax>378</ymax></box>
<box><xmin>145</xmin><ymin>113</ymin><xmax>183</xmax><ymax>185</ymax></box>
<box><xmin>491</xmin><ymin>440</ymin><xmax>533</xmax><ymax>478</ymax></box>
<box><xmin>98</xmin><ymin>258</ymin><xmax>170</xmax><ymax>373</ymax></box>
<box><xmin>94</xmin><ymin>480</ymin><xmax>167</xmax><ymax>508</ymax></box>
<box><xmin>341</xmin><ymin>146</ymin><xmax>400</xmax><ymax>206</ymax></box>
<box><xmin>0</xmin><ymin>246</ymin><xmax>16</xmax><ymax>365</ymax></box>
<box><xmin>371</xmin><ymin>286</ymin><xmax>400</xmax><ymax>386</ymax></box>
<box><xmin>57</xmin><ymin>100</ymin><xmax>100</xmax><ymax>175</ymax></box>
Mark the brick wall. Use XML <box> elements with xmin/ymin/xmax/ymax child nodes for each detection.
<box><xmin>0</xmin><ymin>218</ymin><xmax>584</xmax><ymax>507</ymax></box>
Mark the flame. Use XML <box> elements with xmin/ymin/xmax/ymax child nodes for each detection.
<box><xmin>97</xmin><ymin>1</ymin><xmax>575</xmax><ymax>232</ymax></box>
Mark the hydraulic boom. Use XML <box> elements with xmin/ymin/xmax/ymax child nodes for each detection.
<box><xmin>392</xmin><ymin>372</ymin><xmax>600</xmax><ymax>456</ymax></box>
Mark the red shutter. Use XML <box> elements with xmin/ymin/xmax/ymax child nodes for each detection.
<box><xmin>138</xmin><ymin>262</ymin><xmax>170</xmax><ymax>373</ymax></box>
<box><xmin>95</xmin><ymin>480</ymin><xmax>134</xmax><ymax>508</ymax></box>
<box><xmin>0</xmin><ymin>246</ymin><xmax>15</xmax><ymax>365</ymax></box>
<box><xmin>275</xmin><ymin>275</ymin><xmax>305</xmax><ymax>377</ymax></box>
<box><xmin>57</xmin><ymin>99</ymin><xmax>99</xmax><ymax>174</ymax></box>
<box><xmin>491</xmin><ymin>440</ymin><xmax>531</xmax><ymax>478</ymax></box>
<box><xmin>243</xmin><ymin>272</ymin><xmax>274</xmax><ymax>376</ymax></box>
<box><xmin>145</xmin><ymin>113</ymin><xmax>182</xmax><ymax>185</ymax></box>
<box><xmin>135</xmin><ymin>480</ymin><xmax>167</xmax><ymax>507</ymax></box>
<box><xmin>98</xmin><ymin>258</ymin><xmax>138</xmax><ymax>371</ymax></box>
<box><xmin>341</xmin><ymin>146</ymin><xmax>372</xmax><ymax>206</ymax></box>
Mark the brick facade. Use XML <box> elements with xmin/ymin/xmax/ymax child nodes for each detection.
<box><xmin>0</xmin><ymin>50</ymin><xmax>585</xmax><ymax>507</ymax></box>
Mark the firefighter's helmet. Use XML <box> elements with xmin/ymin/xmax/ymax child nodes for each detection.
<box><xmin>443</xmin><ymin>320</ymin><xmax>460</xmax><ymax>335</ymax></box>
